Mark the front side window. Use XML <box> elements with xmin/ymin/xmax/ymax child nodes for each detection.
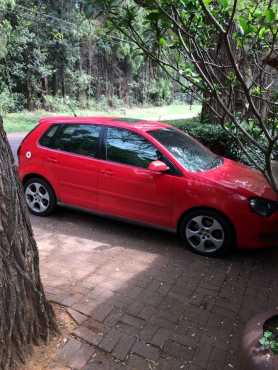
<box><xmin>149</xmin><ymin>128</ymin><xmax>223</xmax><ymax>172</ymax></box>
<box><xmin>105</xmin><ymin>128</ymin><xmax>160</xmax><ymax>168</ymax></box>
<box><xmin>55</xmin><ymin>124</ymin><xmax>102</xmax><ymax>158</ymax></box>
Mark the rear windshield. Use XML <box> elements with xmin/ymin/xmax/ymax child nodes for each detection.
<box><xmin>149</xmin><ymin>128</ymin><xmax>223</xmax><ymax>172</ymax></box>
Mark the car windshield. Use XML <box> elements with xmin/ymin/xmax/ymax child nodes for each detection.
<box><xmin>149</xmin><ymin>128</ymin><xmax>223</xmax><ymax>172</ymax></box>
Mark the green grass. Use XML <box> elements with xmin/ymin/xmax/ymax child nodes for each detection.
<box><xmin>4</xmin><ymin>104</ymin><xmax>201</xmax><ymax>133</ymax></box>
<box><xmin>164</xmin><ymin>117</ymin><xmax>200</xmax><ymax>127</ymax></box>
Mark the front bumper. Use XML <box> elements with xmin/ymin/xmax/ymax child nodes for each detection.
<box><xmin>237</xmin><ymin>211</ymin><xmax>278</xmax><ymax>249</ymax></box>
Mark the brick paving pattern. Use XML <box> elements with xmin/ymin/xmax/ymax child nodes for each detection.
<box><xmin>31</xmin><ymin>208</ymin><xmax>278</xmax><ymax>370</ymax></box>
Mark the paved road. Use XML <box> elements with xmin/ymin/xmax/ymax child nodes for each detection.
<box><xmin>6</xmin><ymin>132</ymin><xmax>278</xmax><ymax>370</ymax></box>
<box><xmin>34</xmin><ymin>207</ymin><xmax>278</xmax><ymax>370</ymax></box>
<box><xmin>7</xmin><ymin>132</ymin><xmax>26</xmax><ymax>162</ymax></box>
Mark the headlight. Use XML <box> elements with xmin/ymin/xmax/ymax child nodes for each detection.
<box><xmin>249</xmin><ymin>197</ymin><xmax>278</xmax><ymax>217</ymax></box>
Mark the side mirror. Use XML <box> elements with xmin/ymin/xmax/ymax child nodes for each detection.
<box><xmin>148</xmin><ymin>160</ymin><xmax>170</xmax><ymax>173</ymax></box>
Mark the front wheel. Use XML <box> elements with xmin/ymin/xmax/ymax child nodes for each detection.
<box><xmin>24</xmin><ymin>178</ymin><xmax>56</xmax><ymax>216</ymax></box>
<box><xmin>179</xmin><ymin>209</ymin><xmax>235</xmax><ymax>257</ymax></box>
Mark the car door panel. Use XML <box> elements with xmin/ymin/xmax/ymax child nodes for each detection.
<box><xmin>51</xmin><ymin>152</ymin><xmax>100</xmax><ymax>209</ymax></box>
<box><xmin>98</xmin><ymin>127</ymin><xmax>175</xmax><ymax>228</ymax></box>
<box><xmin>40</xmin><ymin>124</ymin><xmax>102</xmax><ymax>210</ymax></box>
<box><xmin>98</xmin><ymin>161</ymin><xmax>174</xmax><ymax>227</ymax></box>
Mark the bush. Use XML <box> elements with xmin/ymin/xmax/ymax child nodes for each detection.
<box><xmin>148</xmin><ymin>78</ymin><xmax>173</xmax><ymax>106</ymax></box>
<box><xmin>177</xmin><ymin>121</ymin><xmax>241</xmax><ymax>160</ymax></box>
<box><xmin>172</xmin><ymin>120</ymin><xmax>277</xmax><ymax>167</ymax></box>
<box><xmin>0</xmin><ymin>89</ymin><xmax>24</xmax><ymax>115</ymax></box>
<box><xmin>43</xmin><ymin>95</ymin><xmax>78</xmax><ymax>112</ymax></box>
<box><xmin>96</xmin><ymin>95</ymin><xmax>125</xmax><ymax>111</ymax></box>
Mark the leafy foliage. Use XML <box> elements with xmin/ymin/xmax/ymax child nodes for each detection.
<box><xmin>96</xmin><ymin>0</ymin><xmax>278</xmax><ymax>192</ymax></box>
<box><xmin>259</xmin><ymin>331</ymin><xmax>278</xmax><ymax>354</ymax></box>
<box><xmin>0</xmin><ymin>0</ymin><xmax>178</xmax><ymax>112</ymax></box>
<box><xmin>175</xmin><ymin>120</ymin><xmax>278</xmax><ymax>165</ymax></box>
<box><xmin>0</xmin><ymin>0</ymin><xmax>277</xmax><ymax>191</ymax></box>
<box><xmin>0</xmin><ymin>88</ymin><xmax>23</xmax><ymax>114</ymax></box>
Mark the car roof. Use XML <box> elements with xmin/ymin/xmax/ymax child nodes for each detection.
<box><xmin>38</xmin><ymin>116</ymin><xmax>172</xmax><ymax>132</ymax></box>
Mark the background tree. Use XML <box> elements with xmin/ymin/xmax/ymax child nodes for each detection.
<box><xmin>0</xmin><ymin>2</ymin><xmax>57</xmax><ymax>369</ymax></box>
<box><xmin>96</xmin><ymin>0</ymin><xmax>278</xmax><ymax>193</ymax></box>
<box><xmin>1</xmin><ymin>0</ymin><xmax>277</xmax><ymax>192</ymax></box>
<box><xmin>0</xmin><ymin>0</ymin><xmax>176</xmax><ymax>111</ymax></box>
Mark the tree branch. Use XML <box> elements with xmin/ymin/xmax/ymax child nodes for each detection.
<box><xmin>198</xmin><ymin>0</ymin><xmax>225</xmax><ymax>34</ymax></box>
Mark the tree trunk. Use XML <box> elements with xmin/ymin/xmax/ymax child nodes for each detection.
<box><xmin>0</xmin><ymin>117</ymin><xmax>57</xmax><ymax>370</ymax></box>
<box><xmin>201</xmin><ymin>92</ymin><xmax>221</xmax><ymax>123</ymax></box>
<box><xmin>200</xmin><ymin>26</ymin><xmax>244</xmax><ymax>124</ymax></box>
<box><xmin>26</xmin><ymin>77</ymin><xmax>33</xmax><ymax>111</ymax></box>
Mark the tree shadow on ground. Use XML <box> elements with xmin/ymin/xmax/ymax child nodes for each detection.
<box><xmin>32</xmin><ymin>207</ymin><xmax>278</xmax><ymax>370</ymax></box>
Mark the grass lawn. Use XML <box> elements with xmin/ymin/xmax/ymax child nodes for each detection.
<box><xmin>3</xmin><ymin>104</ymin><xmax>201</xmax><ymax>133</ymax></box>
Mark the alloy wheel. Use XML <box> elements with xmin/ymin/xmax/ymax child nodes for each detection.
<box><xmin>25</xmin><ymin>182</ymin><xmax>50</xmax><ymax>214</ymax></box>
<box><xmin>185</xmin><ymin>215</ymin><xmax>225</xmax><ymax>253</ymax></box>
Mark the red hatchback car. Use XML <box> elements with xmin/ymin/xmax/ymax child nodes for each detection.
<box><xmin>18</xmin><ymin>117</ymin><xmax>278</xmax><ymax>256</ymax></box>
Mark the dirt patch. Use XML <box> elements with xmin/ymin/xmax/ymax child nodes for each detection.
<box><xmin>22</xmin><ymin>304</ymin><xmax>76</xmax><ymax>370</ymax></box>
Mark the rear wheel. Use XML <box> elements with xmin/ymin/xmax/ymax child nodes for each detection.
<box><xmin>179</xmin><ymin>209</ymin><xmax>234</xmax><ymax>257</ymax></box>
<box><xmin>24</xmin><ymin>178</ymin><xmax>56</xmax><ymax>216</ymax></box>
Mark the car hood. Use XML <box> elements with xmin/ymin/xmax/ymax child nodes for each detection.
<box><xmin>201</xmin><ymin>158</ymin><xmax>278</xmax><ymax>201</ymax></box>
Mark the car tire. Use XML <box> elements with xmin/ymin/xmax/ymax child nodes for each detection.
<box><xmin>179</xmin><ymin>209</ymin><xmax>235</xmax><ymax>257</ymax></box>
<box><xmin>24</xmin><ymin>177</ymin><xmax>56</xmax><ymax>216</ymax></box>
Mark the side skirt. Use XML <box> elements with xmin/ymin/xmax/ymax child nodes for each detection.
<box><xmin>57</xmin><ymin>201</ymin><xmax>176</xmax><ymax>234</ymax></box>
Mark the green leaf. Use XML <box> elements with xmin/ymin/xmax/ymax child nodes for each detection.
<box><xmin>259</xmin><ymin>337</ymin><xmax>269</xmax><ymax>346</ymax></box>
<box><xmin>258</xmin><ymin>27</ymin><xmax>267</xmax><ymax>39</ymax></box>
<box><xmin>218</xmin><ymin>0</ymin><xmax>228</xmax><ymax>9</ymax></box>
<box><xmin>238</xmin><ymin>16</ymin><xmax>256</xmax><ymax>35</ymax></box>
<box><xmin>227</xmin><ymin>72</ymin><xmax>236</xmax><ymax>81</ymax></box>
<box><xmin>271</xmin><ymin>342</ymin><xmax>278</xmax><ymax>354</ymax></box>
<box><xmin>264</xmin><ymin>331</ymin><xmax>273</xmax><ymax>339</ymax></box>
<box><xmin>239</xmin><ymin>17</ymin><xmax>248</xmax><ymax>35</ymax></box>
<box><xmin>265</xmin><ymin>8</ymin><xmax>275</xmax><ymax>22</ymax></box>
<box><xmin>159</xmin><ymin>37</ymin><xmax>167</xmax><ymax>47</ymax></box>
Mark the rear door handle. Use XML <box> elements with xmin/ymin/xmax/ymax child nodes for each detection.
<box><xmin>47</xmin><ymin>157</ymin><xmax>58</xmax><ymax>164</ymax></box>
<box><xmin>101</xmin><ymin>169</ymin><xmax>113</xmax><ymax>176</ymax></box>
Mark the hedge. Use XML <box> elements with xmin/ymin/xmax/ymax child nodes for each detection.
<box><xmin>168</xmin><ymin>120</ymin><xmax>278</xmax><ymax>167</ymax></box>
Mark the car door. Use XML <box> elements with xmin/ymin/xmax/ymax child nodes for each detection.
<box><xmin>41</xmin><ymin>123</ymin><xmax>102</xmax><ymax>210</ymax></box>
<box><xmin>97</xmin><ymin>127</ymin><xmax>176</xmax><ymax>228</ymax></box>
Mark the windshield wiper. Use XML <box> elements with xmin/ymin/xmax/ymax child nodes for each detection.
<box><xmin>210</xmin><ymin>157</ymin><xmax>223</xmax><ymax>169</ymax></box>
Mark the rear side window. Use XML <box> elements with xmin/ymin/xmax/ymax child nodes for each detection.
<box><xmin>39</xmin><ymin>125</ymin><xmax>60</xmax><ymax>149</ymax></box>
<box><xmin>55</xmin><ymin>124</ymin><xmax>101</xmax><ymax>158</ymax></box>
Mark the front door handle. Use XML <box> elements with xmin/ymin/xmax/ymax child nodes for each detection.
<box><xmin>134</xmin><ymin>169</ymin><xmax>152</xmax><ymax>178</ymax></box>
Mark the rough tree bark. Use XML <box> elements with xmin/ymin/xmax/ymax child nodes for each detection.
<box><xmin>0</xmin><ymin>117</ymin><xmax>57</xmax><ymax>370</ymax></box>
<box><xmin>200</xmin><ymin>28</ymin><xmax>244</xmax><ymax>123</ymax></box>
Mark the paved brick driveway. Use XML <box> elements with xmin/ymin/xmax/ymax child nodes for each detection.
<box><xmin>6</xmin><ymin>132</ymin><xmax>278</xmax><ymax>369</ymax></box>
<box><xmin>31</xmin><ymin>207</ymin><xmax>278</xmax><ymax>370</ymax></box>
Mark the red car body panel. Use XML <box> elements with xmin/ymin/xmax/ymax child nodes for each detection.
<box><xmin>18</xmin><ymin>116</ymin><xmax>278</xmax><ymax>250</ymax></box>
<box><xmin>96</xmin><ymin>158</ymin><xmax>175</xmax><ymax>227</ymax></box>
